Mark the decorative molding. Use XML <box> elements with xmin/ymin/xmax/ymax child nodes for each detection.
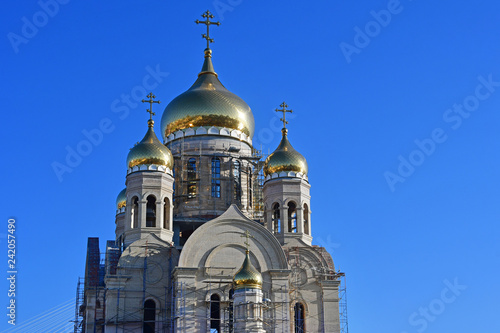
<box><xmin>127</xmin><ymin>164</ymin><xmax>173</xmax><ymax>175</ymax></box>
<box><xmin>164</xmin><ymin>126</ymin><xmax>253</xmax><ymax>145</ymax></box>
<box><xmin>265</xmin><ymin>171</ymin><xmax>308</xmax><ymax>182</ymax></box>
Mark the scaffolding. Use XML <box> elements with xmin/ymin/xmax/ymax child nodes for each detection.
<box><xmin>286</xmin><ymin>246</ymin><xmax>349</xmax><ymax>333</ymax></box>
<box><xmin>77</xmin><ymin>238</ymin><xmax>349</xmax><ymax>333</ymax></box>
<box><xmin>169</xmin><ymin>136</ymin><xmax>265</xmax><ymax>222</ymax></box>
<box><xmin>336</xmin><ymin>272</ymin><xmax>349</xmax><ymax>333</ymax></box>
<box><xmin>74</xmin><ymin>277</ymin><xmax>85</xmax><ymax>333</ymax></box>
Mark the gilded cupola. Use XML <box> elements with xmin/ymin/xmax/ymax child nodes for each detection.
<box><xmin>116</xmin><ymin>188</ymin><xmax>126</xmax><ymax>210</ymax></box>
<box><xmin>264</xmin><ymin>102</ymin><xmax>308</xmax><ymax>177</ymax></box>
<box><xmin>263</xmin><ymin>128</ymin><xmax>308</xmax><ymax>177</ymax></box>
<box><xmin>233</xmin><ymin>250</ymin><xmax>263</xmax><ymax>290</ymax></box>
<box><xmin>127</xmin><ymin>119</ymin><xmax>174</xmax><ymax>170</ymax></box>
<box><xmin>160</xmin><ymin>12</ymin><xmax>255</xmax><ymax>143</ymax></box>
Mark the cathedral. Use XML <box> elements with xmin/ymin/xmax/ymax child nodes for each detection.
<box><xmin>77</xmin><ymin>11</ymin><xmax>346</xmax><ymax>333</ymax></box>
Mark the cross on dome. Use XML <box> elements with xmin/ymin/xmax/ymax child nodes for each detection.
<box><xmin>195</xmin><ymin>10</ymin><xmax>220</xmax><ymax>49</ymax></box>
<box><xmin>142</xmin><ymin>92</ymin><xmax>160</xmax><ymax>122</ymax></box>
<box><xmin>275</xmin><ymin>101</ymin><xmax>293</xmax><ymax>129</ymax></box>
<box><xmin>241</xmin><ymin>230</ymin><xmax>254</xmax><ymax>253</ymax></box>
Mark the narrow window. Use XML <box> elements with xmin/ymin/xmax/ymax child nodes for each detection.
<box><xmin>143</xmin><ymin>299</ymin><xmax>156</xmax><ymax>333</ymax></box>
<box><xmin>294</xmin><ymin>302</ymin><xmax>305</xmax><ymax>333</ymax></box>
<box><xmin>210</xmin><ymin>294</ymin><xmax>221</xmax><ymax>333</ymax></box>
<box><xmin>288</xmin><ymin>202</ymin><xmax>297</xmax><ymax>233</ymax></box>
<box><xmin>146</xmin><ymin>195</ymin><xmax>156</xmax><ymax>227</ymax></box>
<box><xmin>228</xmin><ymin>289</ymin><xmax>234</xmax><ymax>333</ymax></box>
<box><xmin>163</xmin><ymin>198</ymin><xmax>170</xmax><ymax>229</ymax></box>
<box><xmin>248</xmin><ymin>166</ymin><xmax>253</xmax><ymax>208</ymax></box>
<box><xmin>303</xmin><ymin>204</ymin><xmax>309</xmax><ymax>235</ymax></box>
<box><xmin>211</xmin><ymin>157</ymin><xmax>221</xmax><ymax>198</ymax></box>
<box><xmin>233</xmin><ymin>161</ymin><xmax>241</xmax><ymax>203</ymax></box>
<box><xmin>172</xmin><ymin>167</ymin><xmax>176</xmax><ymax>204</ymax></box>
<box><xmin>132</xmin><ymin>197</ymin><xmax>139</xmax><ymax>228</ymax></box>
<box><xmin>187</xmin><ymin>158</ymin><xmax>197</xmax><ymax>199</ymax></box>
<box><xmin>272</xmin><ymin>203</ymin><xmax>280</xmax><ymax>234</ymax></box>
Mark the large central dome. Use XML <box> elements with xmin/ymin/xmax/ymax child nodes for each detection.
<box><xmin>161</xmin><ymin>49</ymin><xmax>255</xmax><ymax>141</ymax></box>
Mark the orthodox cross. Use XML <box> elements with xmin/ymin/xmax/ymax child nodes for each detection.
<box><xmin>195</xmin><ymin>10</ymin><xmax>220</xmax><ymax>49</ymax></box>
<box><xmin>275</xmin><ymin>101</ymin><xmax>293</xmax><ymax>128</ymax></box>
<box><xmin>142</xmin><ymin>92</ymin><xmax>160</xmax><ymax>120</ymax></box>
<box><xmin>241</xmin><ymin>230</ymin><xmax>254</xmax><ymax>252</ymax></box>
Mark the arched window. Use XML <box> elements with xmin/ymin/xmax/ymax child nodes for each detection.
<box><xmin>210</xmin><ymin>294</ymin><xmax>221</xmax><ymax>333</ymax></box>
<box><xmin>303</xmin><ymin>204</ymin><xmax>309</xmax><ymax>235</ymax></box>
<box><xmin>248</xmin><ymin>166</ymin><xmax>253</xmax><ymax>208</ymax></box>
<box><xmin>294</xmin><ymin>302</ymin><xmax>305</xmax><ymax>333</ymax></box>
<box><xmin>233</xmin><ymin>160</ymin><xmax>241</xmax><ymax>203</ymax></box>
<box><xmin>288</xmin><ymin>202</ymin><xmax>297</xmax><ymax>233</ymax></box>
<box><xmin>132</xmin><ymin>197</ymin><xmax>139</xmax><ymax>228</ymax></box>
<box><xmin>211</xmin><ymin>157</ymin><xmax>221</xmax><ymax>198</ymax></box>
<box><xmin>146</xmin><ymin>195</ymin><xmax>156</xmax><ymax>227</ymax></box>
<box><xmin>187</xmin><ymin>158</ymin><xmax>197</xmax><ymax>199</ymax></box>
<box><xmin>163</xmin><ymin>198</ymin><xmax>170</xmax><ymax>229</ymax></box>
<box><xmin>228</xmin><ymin>289</ymin><xmax>234</xmax><ymax>333</ymax></box>
<box><xmin>143</xmin><ymin>299</ymin><xmax>156</xmax><ymax>333</ymax></box>
<box><xmin>272</xmin><ymin>203</ymin><xmax>280</xmax><ymax>234</ymax></box>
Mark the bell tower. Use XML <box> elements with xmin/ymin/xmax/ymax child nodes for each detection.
<box><xmin>262</xmin><ymin>103</ymin><xmax>312</xmax><ymax>246</ymax></box>
<box><xmin>119</xmin><ymin>93</ymin><xmax>175</xmax><ymax>247</ymax></box>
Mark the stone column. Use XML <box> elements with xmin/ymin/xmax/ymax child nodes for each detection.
<box><xmin>265</xmin><ymin>208</ymin><xmax>273</xmax><ymax>233</ymax></box>
<box><xmin>139</xmin><ymin>200</ymin><xmax>147</xmax><ymax>228</ymax></box>
<box><xmin>296</xmin><ymin>207</ymin><xmax>304</xmax><ymax>234</ymax></box>
<box><xmin>124</xmin><ymin>203</ymin><xmax>132</xmax><ymax>232</ymax></box>
<box><xmin>281</xmin><ymin>207</ymin><xmax>288</xmax><ymax>234</ymax></box>
<box><xmin>321</xmin><ymin>280</ymin><xmax>341</xmax><ymax>333</ymax></box>
<box><xmin>156</xmin><ymin>201</ymin><xmax>163</xmax><ymax>229</ymax></box>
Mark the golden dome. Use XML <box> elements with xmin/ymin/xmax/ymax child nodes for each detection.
<box><xmin>161</xmin><ymin>49</ymin><xmax>255</xmax><ymax>140</ymax></box>
<box><xmin>263</xmin><ymin>128</ymin><xmax>308</xmax><ymax>176</ymax></box>
<box><xmin>116</xmin><ymin>189</ymin><xmax>126</xmax><ymax>209</ymax></box>
<box><xmin>127</xmin><ymin>120</ymin><xmax>174</xmax><ymax>169</ymax></box>
<box><xmin>233</xmin><ymin>251</ymin><xmax>263</xmax><ymax>290</ymax></box>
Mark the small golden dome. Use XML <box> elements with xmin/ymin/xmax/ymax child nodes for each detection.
<box><xmin>233</xmin><ymin>251</ymin><xmax>263</xmax><ymax>290</ymax></box>
<box><xmin>127</xmin><ymin>120</ymin><xmax>174</xmax><ymax>169</ymax></box>
<box><xmin>161</xmin><ymin>49</ymin><xmax>255</xmax><ymax>140</ymax></box>
<box><xmin>116</xmin><ymin>189</ymin><xmax>126</xmax><ymax>209</ymax></box>
<box><xmin>264</xmin><ymin>128</ymin><xmax>308</xmax><ymax>176</ymax></box>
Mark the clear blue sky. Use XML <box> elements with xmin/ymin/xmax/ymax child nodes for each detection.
<box><xmin>1</xmin><ymin>0</ymin><xmax>499</xmax><ymax>332</ymax></box>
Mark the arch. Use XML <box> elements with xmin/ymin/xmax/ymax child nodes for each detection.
<box><xmin>187</xmin><ymin>158</ymin><xmax>197</xmax><ymax>199</ymax></box>
<box><xmin>185</xmin><ymin>128</ymin><xmax>195</xmax><ymax>136</ymax></box>
<box><xmin>294</xmin><ymin>302</ymin><xmax>306</xmax><ymax>333</ymax></box>
<box><xmin>177</xmin><ymin>206</ymin><xmax>289</xmax><ymax>270</ymax></box>
<box><xmin>208</xmin><ymin>126</ymin><xmax>219</xmax><ymax>135</ymax></box>
<box><xmin>272</xmin><ymin>202</ymin><xmax>281</xmax><ymax>234</ymax></box>
<box><xmin>196</xmin><ymin>127</ymin><xmax>207</xmax><ymax>135</ymax></box>
<box><xmin>288</xmin><ymin>201</ymin><xmax>297</xmax><ymax>233</ymax></box>
<box><xmin>211</xmin><ymin>157</ymin><xmax>221</xmax><ymax>198</ymax></box>
<box><xmin>143</xmin><ymin>299</ymin><xmax>156</xmax><ymax>333</ymax></box>
<box><xmin>131</xmin><ymin>196</ymin><xmax>139</xmax><ymax>229</ymax></box>
<box><xmin>146</xmin><ymin>195</ymin><xmax>156</xmax><ymax>227</ymax></box>
<box><xmin>163</xmin><ymin>197</ymin><xmax>170</xmax><ymax>229</ymax></box>
<box><xmin>210</xmin><ymin>293</ymin><xmax>221</xmax><ymax>332</ymax></box>
<box><xmin>303</xmin><ymin>203</ymin><xmax>309</xmax><ymax>235</ymax></box>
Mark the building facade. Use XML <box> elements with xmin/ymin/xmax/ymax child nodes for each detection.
<box><xmin>76</xmin><ymin>12</ymin><xmax>345</xmax><ymax>333</ymax></box>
